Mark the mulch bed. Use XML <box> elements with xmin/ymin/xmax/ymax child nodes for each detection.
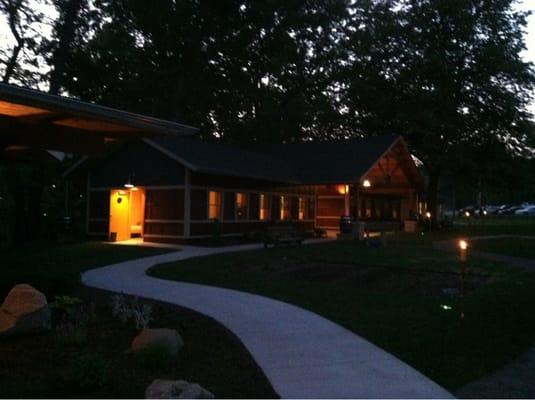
<box><xmin>0</xmin><ymin>287</ymin><xmax>277</xmax><ymax>398</ymax></box>
<box><xmin>227</xmin><ymin>258</ymin><xmax>489</xmax><ymax>296</ymax></box>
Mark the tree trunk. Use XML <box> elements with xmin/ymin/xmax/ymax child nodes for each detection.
<box><xmin>426</xmin><ymin>169</ymin><xmax>441</xmax><ymax>226</ymax></box>
<box><xmin>2</xmin><ymin>43</ymin><xmax>23</xmax><ymax>82</ymax></box>
<box><xmin>48</xmin><ymin>0</ymin><xmax>84</xmax><ymax>95</ymax></box>
<box><xmin>2</xmin><ymin>2</ymin><xmax>25</xmax><ymax>83</ymax></box>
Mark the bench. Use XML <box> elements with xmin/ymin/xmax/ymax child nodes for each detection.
<box><xmin>263</xmin><ymin>226</ymin><xmax>304</xmax><ymax>248</ymax></box>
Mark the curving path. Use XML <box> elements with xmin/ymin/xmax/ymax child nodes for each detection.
<box><xmin>82</xmin><ymin>241</ymin><xmax>452</xmax><ymax>399</ymax></box>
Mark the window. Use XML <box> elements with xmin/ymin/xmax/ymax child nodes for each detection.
<box><xmin>260</xmin><ymin>194</ymin><xmax>270</xmax><ymax>220</ymax></box>
<box><xmin>280</xmin><ymin>196</ymin><xmax>290</xmax><ymax>220</ymax></box>
<box><xmin>208</xmin><ymin>191</ymin><xmax>222</xmax><ymax>219</ymax></box>
<box><xmin>298</xmin><ymin>197</ymin><xmax>307</xmax><ymax>220</ymax></box>
<box><xmin>236</xmin><ymin>192</ymin><xmax>248</xmax><ymax>219</ymax></box>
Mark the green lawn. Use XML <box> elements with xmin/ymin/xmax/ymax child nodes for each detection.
<box><xmin>471</xmin><ymin>237</ymin><xmax>535</xmax><ymax>259</ymax></box>
<box><xmin>0</xmin><ymin>242</ymin><xmax>170</xmax><ymax>298</ymax></box>
<box><xmin>149</xmin><ymin>241</ymin><xmax>535</xmax><ymax>392</ymax></box>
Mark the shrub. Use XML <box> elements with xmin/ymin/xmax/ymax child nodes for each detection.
<box><xmin>70</xmin><ymin>354</ymin><xmax>108</xmax><ymax>389</ymax></box>
<box><xmin>55</xmin><ymin>323</ymin><xmax>88</xmax><ymax>346</ymax></box>
<box><xmin>136</xmin><ymin>344</ymin><xmax>172</xmax><ymax>371</ymax></box>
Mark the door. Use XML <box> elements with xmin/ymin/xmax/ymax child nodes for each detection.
<box><xmin>109</xmin><ymin>190</ymin><xmax>130</xmax><ymax>241</ymax></box>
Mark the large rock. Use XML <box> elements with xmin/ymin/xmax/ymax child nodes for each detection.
<box><xmin>131</xmin><ymin>328</ymin><xmax>184</xmax><ymax>355</ymax></box>
<box><xmin>145</xmin><ymin>379</ymin><xmax>214</xmax><ymax>399</ymax></box>
<box><xmin>0</xmin><ymin>284</ymin><xmax>51</xmax><ymax>336</ymax></box>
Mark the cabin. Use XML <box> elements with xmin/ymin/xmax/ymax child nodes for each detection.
<box><xmin>69</xmin><ymin>134</ymin><xmax>424</xmax><ymax>244</ymax></box>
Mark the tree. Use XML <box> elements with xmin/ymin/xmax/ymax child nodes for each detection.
<box><xmin>342</xmin><ymin>0</ymin><xmax>535</xmax><ymax>220</ymax></box>
<box><xmin>0</xmin><ymin>0</ymin><xmax>48</xmax><ymax>85</ymax></box>
<box><xmin>44</xmin><ymin>0</ymin><xmax>91</xmax><ymax>94</ymax></box>
<box><xmin>58</xmin><ymin>0</ymin><xmax>354</xmax><ymax>145</ymax></box>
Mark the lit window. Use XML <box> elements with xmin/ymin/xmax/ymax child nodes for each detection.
<box><xmin>236</xmin><ymin>192</ymin><xmax>248</xmax><ymax>219</ymax></box>
<box><xmin>298</xmin><ymin>197</ymin><xmax>307</xmax><ymax>220</ymax></box>
<box><xmin>260</xmin><ymin>194</ymin><xmax>270</xmax><ymax>220</ymax></box>
<box><xmin>208</xmin><ymin>191</ymin><xmax>222</xmax><ymax>219</ymax></box>
<box><xmin>281</xmin><ymin>196</ymin><xmax>290</xmax><ymax>220</ymax></box>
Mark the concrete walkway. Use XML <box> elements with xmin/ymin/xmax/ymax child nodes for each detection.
<box><xmin>433</xmin><ymin>235</ymin><xmax>535</xmax><ymax>272</ymax></box>
<box><xmin>83</xmin><ymin>241</ymin><xmax>451</xmax><ymax>398</ymax></box>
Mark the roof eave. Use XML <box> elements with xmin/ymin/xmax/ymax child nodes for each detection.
<box><xmin>0</xmin><ymin>83</ymin><xmax>198</xmax><ymax>136</ymax></box>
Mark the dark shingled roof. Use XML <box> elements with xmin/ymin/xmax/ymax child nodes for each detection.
<box><xmin>265</xmin><ymin>135</ymin><xmax>401</xmax><ymax>184</ymax></box>
<box><xmin>146</xmin><ymin>134</ymin><xmax>401</xmax><ymax>184</ymax></box>
<box><xmin>146</xmin><ymin>136</ymin><xmax>299</xmax><ymax>183</ymax></box>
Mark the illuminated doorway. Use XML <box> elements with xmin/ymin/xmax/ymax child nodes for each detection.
<box><xmin>109</xmin><ymin>188</ymin><xmax>145</xmax><ymax>241</ymax></box>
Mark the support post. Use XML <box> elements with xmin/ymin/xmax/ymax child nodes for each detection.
<box><xmin>184</xmin><ymin>169</ymin><xmax>191</xmax><ymax>238</ymax></box>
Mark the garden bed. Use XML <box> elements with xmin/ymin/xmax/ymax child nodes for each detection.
<box><xmin>225</xmin><ymin>257</ymin><xmax>489</xmax><ymax>296</ymax></box>
<box><xmin>0</xmin><ymin>287</ymin><xmax>277</xmax><ymax>398</ymax></box>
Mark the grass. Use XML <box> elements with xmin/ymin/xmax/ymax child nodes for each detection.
<box><xmin>149</xmin><ymin>240</ymin><xmax>535</xmax><ymax>392</ymax></box>
<box><xmin>472</xmin><ymin>237</ymin><xmax>535</xmax><ymax>259</ymax></box>
<box><xmin>0</xmin><ymin>241</ymin><xmax>171</xmax><ymax>298</ymax></box>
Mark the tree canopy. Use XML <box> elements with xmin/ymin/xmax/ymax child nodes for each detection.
<box><xmin>0</xmin><ymin>0</ymin><xmax>534</xmax><ymax>212</ymax></box>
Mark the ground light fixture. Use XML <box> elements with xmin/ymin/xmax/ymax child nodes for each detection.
<box><xmin>458</xmin><ymin>239</ymin><xmax>469</xmax><ymax>319</ymax></box>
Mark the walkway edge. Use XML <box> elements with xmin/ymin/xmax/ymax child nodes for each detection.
<box><xmin>83</xmin><ymin>240</ymin><xmax>452</xmax><ymax>399</ymax></box>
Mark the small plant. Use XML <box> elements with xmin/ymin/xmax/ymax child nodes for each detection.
<box><xmin>71</xmin><ymin>354</ymin><xmax>108</xmax><ymax>389</ymax></box>
<box><xmin>53</xmin><ymin>295</ymin><xmax>82</xmax><ymax>316</ymax></box>
<box><xmin>131</xmin><ymin>303</ymin><xmax>153</xmax><ymax>330</ymax></box>
<box><xmin>136</xmin><ymin>344</ymin><xmax>172</xmax><ymax>370</ymax></box>
<box><xmin>109</xmin><ymin>294</ymin><xmax>153</xmax><ymax>329</ymax></box>
<box><xmin>110</xmin><ymin>293</ymin><xmax>130</xmax><ymax>323</ymax></box>
<box><xmin>56</xmin><ymin>320</ymin><xmax>88</xmax><ymax>346</ymax></box>
<box><xmin>53</xmin><ymin>295</ymin><xmax>89</xmax><ymax>345</ymax></box>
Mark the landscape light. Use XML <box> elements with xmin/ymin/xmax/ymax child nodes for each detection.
<box><xmin>440</xmin><ymin>304</ymin><xmax>452</xmax><ymax>311</ymax></box>
<box><xmin>362</xmin><ymin>179</ymin><xmax>371</xmax><ymax>188</ymax></box>
<box><xmin>459</xmin><ymin>239</ymin><xmax>468</xmax><ymax>251</ymax></box>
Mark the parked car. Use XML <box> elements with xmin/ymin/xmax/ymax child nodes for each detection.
<box><xmin>498</xmin><ymin>205</ymin><xmax>522</xmax><ymax>215</ymax></box>
<box><xmin>514</xmin><ymin>205</ymin><xmax>535</xmax><ymax>216</ymax></box>
<box><xmin>458</xmin><ymin>206</ymin><xmax>487</xmax><ymax>217</ymax></box>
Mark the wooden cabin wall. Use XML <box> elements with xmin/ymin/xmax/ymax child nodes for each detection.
<box><xmin>87</xmin><ymin>189</ymin><xmax>109</xmax><ymax>237</ymax></box>
<box><xmin>185</xmin><ymin>171</ymin><xmax>315</xmax><ymax>241</ymax></box>
<box><xmin>143</xmin><ymin>188</ymin><xmax>185</xmax><ymax>240</ymax></box>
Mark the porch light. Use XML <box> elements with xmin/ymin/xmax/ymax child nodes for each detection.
<box><xmin>425</xmin><ymin>211</ymin><xmax>431</xmax><ymax>219</ymax></box>
<box><xmin>464</xmin><ymin>211</ymin><xmax>470</xmax><ymax>217</ymax></box>
<box><xmin>124</xmin><ymin>174</ymin><xmax>135</xmax><ymax>189</ymax></box>
<box><xmin>362</xmin><ymin>179</ymin><xmax>371</xmax><ymax>188</ymax></box>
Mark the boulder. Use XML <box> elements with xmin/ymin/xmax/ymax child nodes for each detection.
<box><xmin>0</xmin><ymin>284</ymin><xmax>51</xmax><ymax>336</ymax></box>
<box><xmin>145</xmin><ymin>379</ymin><xmax>214</xmax><ymax>399</ymax></box>
<box><xmin>131</xmin><ymin>328</ymin><xmax>184</xmax><ymax>355</ymax></box>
